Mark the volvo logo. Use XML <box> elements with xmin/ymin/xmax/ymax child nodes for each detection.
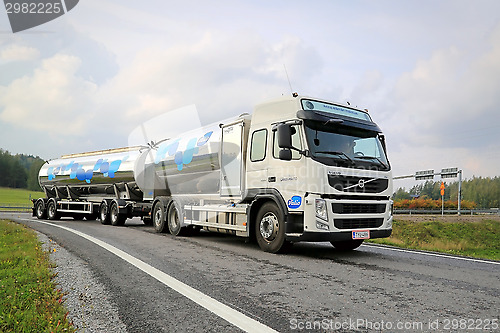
<box><xmin>342</xmin><ymin>177</ymin><xmax>377</xmax><ymax>191</ymax></box>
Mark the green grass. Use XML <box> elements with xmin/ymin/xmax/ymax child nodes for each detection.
<box><xmin>368</xmin><ymin>218</ymin><xmax>500</xmax><ymax>260</ymax></box>
<box><xmin>0</xmin><ymin>187</ymin><xmax>44</xmax><ymax>210</ymax></box>
<box><xmin>0</xmin><ymin>220</ymin><xmax>74</xmax><ymax>332</ymax></box>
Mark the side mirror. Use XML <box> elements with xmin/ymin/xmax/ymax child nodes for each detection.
<box><xmin>279</xmin><ymin>148</ymin><xmax>292</xmax><ymax>161</ymax></box>
<box><xmin>277</xmin><ymin>123</ymin><xmax>292</xmax><ymax>149</ymax></box>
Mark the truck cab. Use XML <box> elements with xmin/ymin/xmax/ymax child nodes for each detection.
<box><xmin>244</xmin><ymin>95</ymin><xmax>393</xmax><ymax>251</ymax></box>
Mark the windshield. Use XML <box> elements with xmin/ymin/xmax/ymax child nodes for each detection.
<box><xmin>304</xmin><ymin>121</ymin><xmax>390</xmax><ymax>171</ymax></box>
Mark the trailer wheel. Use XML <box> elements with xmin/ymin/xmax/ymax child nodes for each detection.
<box><xmin>99</xmin><ymin>202</ymin><xmax>111</xmax><ymax>225</ymax></box>
<box><xmin>255</xmin><ymin>202</ymin><xmax>286</xmax><ymax>253</ymax></box>
<box><xmin>47</xmin><ymin>200</ymin><xmax>60</xmax><ymax>220</ymax></box>
<box><xmin>35</xmin><ymin>200</ymin><xmax>47</xmax><ymax>219</ymax></box>
<box><xmin>167</xmin><ymin>202</ymin><xmax>184</xmax><ymax>236</ymax></box>
<box><xmin>110</xmin><ymin>201</ymin><xmax>126</xmax><ymax>226</ymax></box>
<box><xmin>152</xmin><ymin>203</ymin><xmax>168</xmax><ymax>233</ymax></box>
<box><xmin>330</xmin><ymin>239</ymin><xmax>364</xmax><ymax>250</ymax></box>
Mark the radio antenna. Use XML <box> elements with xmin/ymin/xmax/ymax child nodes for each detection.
<box><xmin>283</xmin><ymin>63</ymin><xmax>294</xmax><ymax>95</ymax></box>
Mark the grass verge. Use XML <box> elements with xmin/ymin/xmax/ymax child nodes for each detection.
<box><xmin>368</xmin><ymin>217</ymin><xmax>500</xmax><ymax>260</ymax></box>
<box><xmin>0</xmin><ymin>187</ymin><xmax>44</xmax><ymax>211</ymax></box>
<box><xmin>0</xmin><ymin>220</ymin><xmax>74</xmax><ymax>332</ymax></box>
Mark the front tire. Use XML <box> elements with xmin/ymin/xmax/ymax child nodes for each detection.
<box><xmin>330</xmin><ymin>239</ymin><xmax>364</xmax><ymax>250</ymax></box>
<box><xmin>255</xmin><ymin>202</ymin><xmax>286</xmax><ymax>253</ymax></box>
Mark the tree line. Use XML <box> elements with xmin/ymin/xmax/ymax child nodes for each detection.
<box><xmin>393</xmin><ymin>177</ymin><xmax>500</xmax><ymax>209</ymax></box>
<box><xmin>1</xmin><ymin>147</ymin><xmax>499</xmax><ymax>208</ymax></box>
<box><xmin>0</xmin><ymin>149</ymin><xmax>45</xmax><ymax>191</ymax></box>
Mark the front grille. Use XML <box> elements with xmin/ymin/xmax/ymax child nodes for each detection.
<box><xmin>328</xmin><ymin>175</ymin><xmax>389</xmax><ymax>193</ymax></box>
<box><xmin>332</xmin><ymin>203</ymin><xmax>386</xmax><ymax>214</ymax></box>
<box><xmin>334</xmin><ymin>218</ymin><xmax>384</xmax><ymax>229</ymax></box>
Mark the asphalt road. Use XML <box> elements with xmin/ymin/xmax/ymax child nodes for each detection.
<box><xmin>4</xmin><ymin>212</ymin><xmax>500</xmax><ymax>332</ymax></box>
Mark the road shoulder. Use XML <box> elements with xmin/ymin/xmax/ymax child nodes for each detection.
<box><xmin>37</xmin><ymin>230</ymin><xmax>129</xmax><ymax>333</ymax></box>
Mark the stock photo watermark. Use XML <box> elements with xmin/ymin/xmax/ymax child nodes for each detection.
<box><xmin>289</xmin><ymin>317</ymin><xmax>499</xmax><ymax>331</ymax></box>
<box><xmin>3</xmin><ymin>0</ymin><xmax>79</xmax><ymax>33</ymax></box>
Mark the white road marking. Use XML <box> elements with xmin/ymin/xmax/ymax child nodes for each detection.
<box><xmin>362</xmin><ymin>243</ymin><xmax>500</xmax><ymax>266</ymax></box>
<box><xmin>29</xmin><ymin>219</ymin><xmax>278</xmax><ymax>333</ymax></box>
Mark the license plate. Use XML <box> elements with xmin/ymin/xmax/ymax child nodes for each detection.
<box><xmin>352</xmin><ymin>230</ymin><xmax>370</xmax><ymax>240</ymax></box>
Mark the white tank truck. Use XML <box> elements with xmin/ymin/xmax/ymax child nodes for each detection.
<box><xmin>33</xmin><ymin>94</ymin><xmax>393</xmax><ymax>253</ymax></box>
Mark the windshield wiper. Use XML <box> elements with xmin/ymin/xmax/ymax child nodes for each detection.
<box><xmin>355</xmin><ymin>156</ymin><xmax>388</xmax><ymax>169</ymax></box>
<box><xmin>315</xmin><ymin>151</ymin><xmax>354</xmax><ymax>164</ymax></box>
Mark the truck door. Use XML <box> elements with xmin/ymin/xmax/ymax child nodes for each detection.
<box><xmin>220</xmin><ymin>122</ymin><xmax>244</xmax><ymax>198</ymax></box>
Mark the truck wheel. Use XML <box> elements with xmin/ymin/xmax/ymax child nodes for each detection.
<box><xmin>255</xmin><ymin>202</ymin><xmax>286</xmax><ymax>253</ymax></box>
<box><xmin>99</xmin><ymin>202</ymin><xmax>111</xmax><ymax>225</ymax></box>
<box><xmin>110</xmin><ymin>201</ymin><xmax>126</xmax><ymax>226</ymax></box>
<box><xmin>330</xmin><ymin>239</ymin><xmax>364</xmax><ymax>250</ymax></box>
<box><xmin>47</xmin><ymin>200</ymin><xmax>60</xmax><ymax>220</ymax></box>
<box><xmin>35</xmin><ymin>200</ymin><xmax>47</xmax><ymax>219</ymax></box>
<box><xmin>167</xmin><ymin>202</ymin><xmax>184</xmax><ymax>236</ymax></box>
<box><xmin>152</xmin><ymin>203</ymin><xmax>168</xmax><ymax>233</ymax></box>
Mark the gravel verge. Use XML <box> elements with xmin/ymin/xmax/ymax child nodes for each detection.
<box><xmin>36</xmin><ymin>231</ymin><xmax>129</xmax><ymax>333</ymax></box>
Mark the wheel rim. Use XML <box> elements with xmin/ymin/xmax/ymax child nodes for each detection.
<box><xmin>259</xmin><ymin>212</ymin><xmax>278</xmax><ymax>241</ymax></box>
<box><xmin>154</xmin><ymin>208</ymin><xmax>162</xmax><ymax>227</ymax></box>
<box><xmin>48</xmin><ymin>203</ymin><xmax>55</xmax><ymax>218</ymax></box>
<box><xmin>100</xmin><ymin>205</ymin><xmax>107</xmax><ymax>220</ymax></box>
<box><xmin>170</xmin><ymin>209</ymin><xmax>179</xmax><ymax>230</ymax></box>
<box><xmin>37</xmin><ymin>202</ymin><xmax>43</xmax><ymax>217</ymax></box>
<box><xmin>110</xmin><ymin>205</ymin><xmax>118</xmax><ymax>223</ymax></box>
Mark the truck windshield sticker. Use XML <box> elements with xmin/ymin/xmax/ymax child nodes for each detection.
<box><xmin>302</xmin><ymin>99</ymin><xmax>371</xmax><ymax>121</ymax></box>
<box><xmin>287</xmin><ymin>196</ymin><xmax>302</xmax><ymax>209</ymax></box>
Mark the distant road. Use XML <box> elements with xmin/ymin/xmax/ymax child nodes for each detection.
<box><xmin>4</xmin><ymin>213</ymin><xmax>499</xmax><ymax>332</ymax></box>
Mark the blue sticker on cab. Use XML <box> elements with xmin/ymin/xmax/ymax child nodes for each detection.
<box><xmin>287</xmin><ymin>196</ymin><xmax>302</xmax><ymax>209</ymax></box>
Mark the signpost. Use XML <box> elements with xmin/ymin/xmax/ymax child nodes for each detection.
<box><xmin>394</xmin><ymin>167</ymin><xmax>463</xmax><ymax>215</ymax></box>
<box><xmin>440</xmin><ymin>182</ymin><xmax>445</xmax><ymax>216</ymax></box>
<box><xmin>415</xmin><ymin>170</ymin><xmax>434</xmax><ymax>180</ymax></box>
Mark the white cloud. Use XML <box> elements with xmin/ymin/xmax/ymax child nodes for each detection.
<box><xmin>391</xmin><ymin>24</ymin><xmax>500</xmax><ymax>141</ymax></box>
<box><xmin>384</xmin><ymin>23</ymin><xmax>500</xmax><ymax>181</ymax></box>
<box><xmin>0</xmin><ymin>44</ymin><xmax>40</xmax><ymax>62</ymax></box>
<box><xmin>0</xmin><ymin>54</ymin><xmax>97</xmax><ymax>135</ymax></box>
<box><xmin>96</xmin><ymin>32</ymin><xmax>323</xmax><ymax>130</ymax></box>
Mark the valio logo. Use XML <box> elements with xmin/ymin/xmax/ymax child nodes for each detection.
<box><xmin>3</xmin><ymin>0</ymin><xmax>79</xmax><ymax>33</ymax></box>
<box><xmin>287</xmin><ymin>196</ymin><xmax>302</xmax><ymax>209</ymax></box>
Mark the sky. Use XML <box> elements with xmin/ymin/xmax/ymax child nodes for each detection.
<box><xmin>0</xmin><ymin>0</ymin><xmax>499</xmax><ymax>190</ymax></box>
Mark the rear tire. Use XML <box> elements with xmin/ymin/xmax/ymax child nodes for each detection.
<box><xmin>110</xmin><ymin>201</ymin><xmax>126</xmax><ymax>226</ymax></box>
<box><xmin>35</xmin><ymin>200</ymin><xmax>47</xmax><ymax>219</ymax></box>
<box><xmin>330</xmin><ymin>239</ymin><xmax>364</xmax><ymax>250</ymax></box>
<box><xmin>255</xmin><ymin>202</ymin><xmax>286</xmax><ymax>253</ymax></box>
<box><xmin>167</xmin><ymin>202</ymin><xmax>184</xmax><ymax>236</ymax></box>
<box><xmin>99</xmin><ymin>201</ymin><xmax>110</xmax><ymax>225</ymax></box>
<box><xmin>46</xmin><ymin>200</ymin><xmax>60</xmax><ymax>220</ymax></box>
<box><xmin>152</xmin><ymin>203</ymin><xmax>168</xmax><ymax>233</ymax></box>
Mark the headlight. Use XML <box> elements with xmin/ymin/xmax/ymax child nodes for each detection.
<box><xmin>315</xmin><ymin>199</ymin><xmax>328</xmax><ymax>221</ymax></box>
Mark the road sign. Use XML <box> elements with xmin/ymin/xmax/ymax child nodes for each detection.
<box><xmin>415</xmin><ymin>170</ymin><xmax>434</xmax><ymax>180</ymax></box>
<box><xmin>441</xmin><ymin>167</ymin><xmax>458</xmax><ymax>178</ymax></box>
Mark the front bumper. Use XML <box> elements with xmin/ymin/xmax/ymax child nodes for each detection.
<box><xmin>286</xmin><ymin>228</ymin><xmax>392</xmax><ymax>242</ymax></box>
